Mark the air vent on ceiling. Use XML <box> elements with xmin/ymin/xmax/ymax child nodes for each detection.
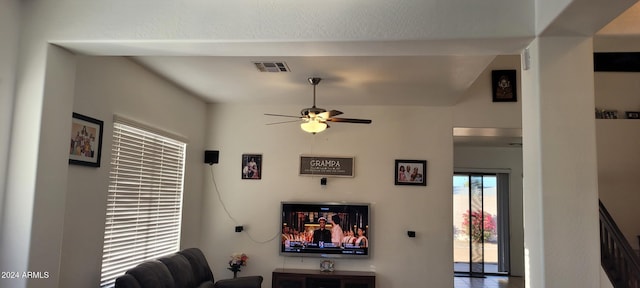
<box><xmin>253</xmin><ymin>61</ymin><xmax>290</xmax><ymax>72</ymax></box>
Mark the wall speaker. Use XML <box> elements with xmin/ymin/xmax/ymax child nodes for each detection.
<box><xmin>204</xmin><ymin>150</ymin><xmax>219</xmax><ymax>165</ymax></box>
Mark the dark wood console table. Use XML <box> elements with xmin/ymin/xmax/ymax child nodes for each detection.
<box><xmin>272</xmin><ymin>268</ymin><xmax>375</xmax><ymax>288</ymax></box>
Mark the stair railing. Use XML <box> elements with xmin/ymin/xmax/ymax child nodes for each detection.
<box><xmin>600</xmin><ymin>200</ymin><xmax>640</xmax><ymax>288</ymax></box>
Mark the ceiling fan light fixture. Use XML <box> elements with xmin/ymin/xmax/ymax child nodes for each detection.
<box><xmin>300</xmin><ymin>119</ymin><xmax>327</xmax><ymax>134</ymax></box>
<box><xmin>265</xmin><ymin>76</ymin><xmax>371</xmax><ymax>132</ymax></box>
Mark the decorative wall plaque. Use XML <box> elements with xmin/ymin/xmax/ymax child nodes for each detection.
<box><xmin>299</xmin><ymin>155</ymin><xmax>354</xmax><ymax>177</ymax></box>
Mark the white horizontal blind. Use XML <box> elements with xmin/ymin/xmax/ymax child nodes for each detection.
<box><xmin>100</xmin><ymin>121</ymin><xmax>186</xmax><ymax>288</ymax></box>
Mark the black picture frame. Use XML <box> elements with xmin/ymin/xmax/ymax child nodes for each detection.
<box><xmin>395</xmin><ymin>159</ymin><xmax>427</xmax><ymax>186</ymax></box>
<box><xmin>242</xmin><ymin>154</ymin><xmax>262</xmax><ymax>179</ymax></box>
<box><xmin>492</xmin><ymin>70</ymin><xmax>517</xmax><ymax>102</ymax></box>
<box><xmin>69</xmin><ymin>112</ymin><xmax>104</xmax><ymax>167</ymax></box>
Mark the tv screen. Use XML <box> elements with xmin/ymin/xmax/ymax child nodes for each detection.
<box><xmin>280</xmin><ymin>202</ymin><xmax>370</xmax><ymax>258</ymax></box>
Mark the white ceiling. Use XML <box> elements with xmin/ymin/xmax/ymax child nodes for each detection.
<box><xmin>133</xmin><ymin>55</ymin><xmax>497</xmax><ymax>107</ymax></box>
<box><xmin>60</xmin><ymin>1</ymin><xmax>640</xmax><ymax>147</ymax></box>
<box><xmin>56</xmin><ymin>1</ymin><xmax>639</xmax><ymax>109</ymax></box>
<box><xmin>116</xmin><ymin>2</ymin><xmax>640</xmax><ymax>108</ymax></box>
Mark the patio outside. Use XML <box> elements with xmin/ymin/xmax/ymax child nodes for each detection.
<box><xmin>453</xmin><ymin>175</ymin><xmax>500</xmax><ymax>274</ymax></box>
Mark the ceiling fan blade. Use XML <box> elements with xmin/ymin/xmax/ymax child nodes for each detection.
<box><xmin>265</xmin><ymin>119</ymin><xmax>302</xmax><ymax>125</ymax></box>
<box><xmin>264</xmin><ymin>113</ymin><xmax>303</xmax><ymax>119</ymax></box>
<box><xmin>328</xmin><ymin>110</ymin><xmax>343</xmax><ymax>117</ymax></box>
<box><xmin>326</xmin><ymin>117</ymin><xmax>372</xmax><ymax>124</ymax></box>
<box><xmin>268</xmin><ymin>78</ymin><xmax>371</xmax><ymax>132</ymax></box>
<box><xmin>317</xmin><ymin>110</ymin><xmax>343</xmax><ymax>120</ymax></box>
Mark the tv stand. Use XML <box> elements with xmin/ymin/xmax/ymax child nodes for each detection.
<box><xmin>272</xmin><ymin>268</ymin><xmax>375</xmax><ymax>288</ymax></box>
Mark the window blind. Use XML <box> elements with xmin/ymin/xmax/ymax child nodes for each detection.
<box><xmin>99</xmin><ymin>121</ymin><xmax>186</xmax><ymax>288</ymax></box>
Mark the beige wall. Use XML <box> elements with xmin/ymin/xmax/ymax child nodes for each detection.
<box><xmin>55</xmin><ymin>54</ymin><xmax>528</xmax><ymax>288</ymax></box>
<box><xmin>56</xmin><ymin>56</ymin><xmax>207</xmax><ymax>288</ymax></box>
<box><xmin>196</xmin><ymin>54</ymin><xmax>526</xmax><ymax>287</ymax></box>
<box><xmin>203</xmin><ymin>104</ymin><xmax>455</xmax><ymax>287</ymax></box>
<box><xmin>595</xmin><ymin>71</ymin><xmax>640</xmax><ymax>250</ymax></box>
<box><xmin>59</xmin><ymin>54</ymin><xmax>528</xmax><ymax>287</ymax></box>
<box><xmin>3</xmin><ymin>44</ymin><xmax>626</xmax><ymax>288</ymax></box>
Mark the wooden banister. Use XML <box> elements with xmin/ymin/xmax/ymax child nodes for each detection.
<box><xmin>600</xmin><ymin>200</ymin><xmax>640</xmax><ymax>288</ymax></box>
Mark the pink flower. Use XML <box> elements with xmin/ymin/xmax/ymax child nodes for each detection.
<box><xmin>229</xmin><ymin>253</ymin><xmax>248</xmax><ymax>267</ymax></box>
<box><xmin>461</xmin><ymin>210</ymin><xmax>496</xmax><ymax>242</ymax></box>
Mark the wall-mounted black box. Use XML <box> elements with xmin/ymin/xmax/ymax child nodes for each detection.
<box><xmin>204</xmin><ymin>150</ymin><xmax>219</xmax><ymax>164</ymax></box>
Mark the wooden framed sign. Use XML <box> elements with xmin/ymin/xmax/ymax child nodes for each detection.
<box><xmin>299</xmin><ymin>155</ymin><xmax>354</xmax><ymax>177</ymax></box>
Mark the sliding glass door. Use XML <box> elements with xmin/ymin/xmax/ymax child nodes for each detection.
<box><xmin>453</xmin><ymin>173</ymin><xmax>509</xmax><ymax>276</ymax></box>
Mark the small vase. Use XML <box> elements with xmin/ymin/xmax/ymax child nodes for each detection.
<box><xmin>320</xmin><ymin>260</ymin><xmax>334</xmax><ymax>272</ymax></box>
<box><xmin>228</xmin><ymin>265</ymin><xmax>241</xmax><ymax>279</ymax></box>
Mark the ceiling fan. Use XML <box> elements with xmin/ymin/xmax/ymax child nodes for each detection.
<box><xmin>265</xmin><ymin>77</ymin><xmax>372</xmax><ymax>134</ymax></box>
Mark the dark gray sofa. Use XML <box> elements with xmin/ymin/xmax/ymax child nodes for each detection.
<box><xmin>114</xmin><ymin>248</ymin><xmax>263</xmax><ymax>288</ymax></box>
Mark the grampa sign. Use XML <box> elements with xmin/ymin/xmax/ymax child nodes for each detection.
<box><xmin>299</xmin><ymin>155</ymin><xmax>354</xmax><ymax>177</ymax></box>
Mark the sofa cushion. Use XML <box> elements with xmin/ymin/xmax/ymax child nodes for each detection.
<box><xmin>125</xmin><ymin>260</ymin><xmax>175</xmax><ymax>288</ymax></box>
<box><xmin>178</xmin><ymin>248</ymin><xmax>215</xmax><ymax>283</ymax></box>
<box><xmin>114</xmin><ymin>274</ymin><xmax>142</xmax><ymax>288</ymax></box>
<box><xmin>196</xmin><ymin>282</ymin><xmax>216</xmax><ymax>288</ymax></box>
<box><xmin>159</xmin><ymin>253</ymin><xmax>197</xmax><ymax>288</ymax></box>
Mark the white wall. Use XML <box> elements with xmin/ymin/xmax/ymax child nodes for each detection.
<box><xmin>4</xmin><ymin>51</ymin><xmax>208</xmax><ymax>288</ymax></box>
<box><xmin>0</xmin><ymin>0</ymin><xmax>20</xmax><ymax>237</ymax></box>
<box><xmin>535</xmin><ymin>0</ymin><xmax>573</xmax><ymax>34</ymax></box>
<box><xmin>203</xmin><ymin>104</ymin><xmax>454</xmax><ymax>287</ymax></box>
<box><xmin>55</xmin><ymin>56</ymin><xmax>207</xmax><ymax>288</ymax></box>
<box><xmin>1</xmin><ymin>1</ymin><xmax>627</xmax><ymax>288</ymax></box>
<box><xmin>454</xmin><ymin>55</ymin><xmax>522</xmax><ymax>129</ymax></box>
<box><xmin>31</xmin><ymin>45</ymin><xmax>78</xmax><ymax>288</ymax></box>
<box><xmin>601</xmin><ymin>267</ymin><xmax>615</xmax><ymax>288</ymax></box>
<box><xmin>522</xmin><ymin>37</ymin><xmax>601</xmax><ymax>288</ymax></box>
<box><xmin>453</xmin><ymin>54</ymin><xmax>524</xmax><ymax>276</ymax></box>
<box><xmin>1</xmin><ymin>43</ymin><xmax>70</xmax><ymax>288</ymax></box>
<box><xmin>453</xmin><ymin>146</ymin><xmax>524</xmax><ymax>277</ymax></box>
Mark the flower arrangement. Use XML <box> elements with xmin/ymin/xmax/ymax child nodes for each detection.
<box><xmin>228</xmin><ymin>253</ymin><xmax>248</xmax><ymax>278</ymax></box>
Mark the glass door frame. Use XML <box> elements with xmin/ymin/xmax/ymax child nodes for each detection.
<box><xmin>453</xmin><ymin>172</ymin><xmax>510</xmax><ymax>277</ymax></box>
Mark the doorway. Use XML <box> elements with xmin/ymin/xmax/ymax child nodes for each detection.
<box><xmin>453</xmin><ymin>173</ymin><xmax>510</xmax><ymax>277</ymax></box>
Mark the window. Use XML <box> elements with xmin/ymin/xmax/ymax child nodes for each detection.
<box><xmin>99</xmin><ymin>120</ymin><xmax>186</xmax><ymax>287</ymax></box>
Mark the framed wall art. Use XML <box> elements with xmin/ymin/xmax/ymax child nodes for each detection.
<box><xmin>395</xmin><ymin>159</ymin><xmax>427</xmax><ymax>186</ymax></box>
<box><xmin>69</xmin><ymin>112</ymin><xmax>104</xmax><ymax>167</ymax></box>
<box><xmin>492</xmin><ymin>69</ymin><xmax>517</xmax><ymax>102</ymax></box>
<box><xmin>242</xmin><ymin>154</ymin><xmax>262</xmax><ymax>179</ymax></box>
<box><xmin>299</xmin><ymin>155</ymin><xmax>354</xmax><ymax>177</ymax></box>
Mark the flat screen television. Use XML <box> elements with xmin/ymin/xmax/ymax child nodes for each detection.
<box><xmin>280</xmin><ymin>202</ymin><xmax>370</xmax><ymax>258</ymax></box>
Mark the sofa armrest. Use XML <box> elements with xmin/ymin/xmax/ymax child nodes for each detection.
<box><xmin>213</xmin><ymin>276</ymin><xmax>263</xmax><ymax>288</ymax></box>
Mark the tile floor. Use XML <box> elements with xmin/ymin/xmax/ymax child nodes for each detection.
<box><xmin>454</xmin><ymin>275</ymin><xmax>525</xmax><ymax>288</ymax></box>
